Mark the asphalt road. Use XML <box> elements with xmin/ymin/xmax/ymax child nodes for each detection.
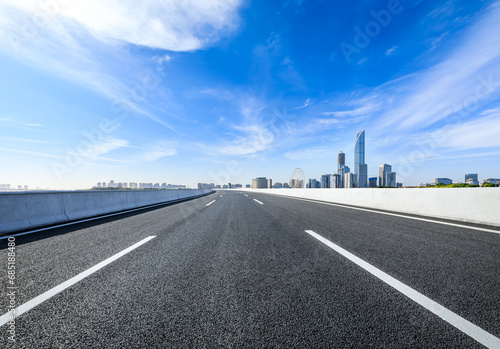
<box><xmin>1</xmin><ymin>190</ymin><xmax>499</xmax><ymax>348</ymax></box>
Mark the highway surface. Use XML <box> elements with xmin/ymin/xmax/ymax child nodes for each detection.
<box><xmin>1</xmin><ymin>190</ymin><xmax>499</xmax><ymax>348</ymax></box>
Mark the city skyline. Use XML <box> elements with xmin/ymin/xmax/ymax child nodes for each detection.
<box><xmin>1</xmin><ymin>1</ymin><xmax>500</xmax><ymax>189</ymax></box>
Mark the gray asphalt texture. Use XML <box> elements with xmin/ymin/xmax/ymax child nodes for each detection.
<box><xmin>1</xmin><ymin>190</ymin><xmax>499</xmax><ymax>348</ymax></box>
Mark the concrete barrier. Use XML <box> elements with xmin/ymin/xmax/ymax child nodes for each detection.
<box><xmin>0</xmin><ymin>189</ymin><xmax>212</xmax><ymax>234</ymax></box>
<box><xmin>237</xmin><ymin>188</ymin><xmax>500</xmax><ymax>227</ymax></box>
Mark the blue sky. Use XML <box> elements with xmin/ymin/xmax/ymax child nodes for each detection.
<box><xmin>1</xmin><ymin>0</ymin><xmax>500</xmax><ymax>189</ymax></box>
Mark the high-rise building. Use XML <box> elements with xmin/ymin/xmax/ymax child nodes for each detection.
<box><xmin>358</xmin><ymin>164</ymin><xmax>367</xmax><ymax>188</ymax></box>
<box><xmin>385</xmin><ymin>172</ymin><xmax>396</xmax><ymax>187</ymax></box>
<box><xmin>321</xmin><ymin>174</ymin><xmax>331</xmax><ymax>188</ymax></box>
<box><xmin>198</xmin><ymin>183</ymin><xmax>215</xmax><ymax>190</ymax></box>
<box><xmin>354</xmin><ymin>130</ymin><xmax>367</xmax><ymax>188</ymax></box>
<box><xmin>344</xmin><ymin>173</ymin><xmax>355</xmax><ymax>188</ymax></box>
<box><xmin>267</xmin><ymin>179</ymin><xmax>272</xmax><ymax>189</ymax></box>
<box><xmin>330</xmin><ymin>174</ymin><xmax>341</xmax><ymax>188</ymax></box>
<box><xmin>308</xmin><ymin>179</ymin><xmax>320</xmax><ymax>188</ymax></box>
<box><xmin>338</xmin><ymin>151</ymin><xmax>345</xmax><ymax>173</ymax></box>
<box><xmin>340</xmin><ymin>165</ymin><xmax>350</xmax><ymax>188</ymax></box>
<box><xmin>379</xmin><ymin>164</ymin><xmax>391</xmax><ymax>187</ymax></box>
<box><xmin>252</xmin><ymin>177</ymin><xmax>268</xmax><ymax>189</ymax></box>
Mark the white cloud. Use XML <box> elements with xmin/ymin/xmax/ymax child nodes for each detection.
<box><xmin>215</xmin><ymin>98</ymin><xmax>276</xmax><ymax>156</ymax></box>
<box><xmin>386</xmin><ymin>46</ymin><xmax>398</xmax><ymax>55</ymax></box>
<box><xmin>0</xmin><ymin>0</ymin><xmax>243</xmax><ymax>51</ymax></box>
<box><xmin>321</xmin><ymin>104</ymin><xmax>379</xmax><ymax>118</ymax></box>
<box><xmin>291</xmin><ymin>98</ymin><xmax>311</xmax><ymax>110</ymax></box>
<box><xmin>431</xmin><ymin>109</ymin><xmax>500</xmax><ymax>150</ymax></box>
<box><xmin>0</xmin><ymin>116</ymin><xmax>44</xmax><ymax>127</ymax></box>
<box><xmin>0</xmin><ymin>1</ymin><xmax>244</xmax><ymax>133</ymax></box>
<box><xmin>86</xmin><ymin>137</ymin><xmax>129</xmax><ymax>159</ymax></box>
<box><xmin>284</xmin><ymin>146</ymin><xmax>333</xmax><ymax>160</ymax></box>
<box><xmin>142</xmin><ymin>140</ymin><xmax>178</xmax><ymax>161</ymax></box>
<box><xmin>219</xmin><ymin>124</ymin><xmax>274</xmax><ymax>156</ymax></box>
<box><xmin>377</xmin><ymin>4</ymin><xmax>500</xmax><ymax>131</ymax></box>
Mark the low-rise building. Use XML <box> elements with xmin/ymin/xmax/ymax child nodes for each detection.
<box><xmin>434</xmin><ymin>178</ymin><xmax>452</xmax><ymax>185</ymax></box>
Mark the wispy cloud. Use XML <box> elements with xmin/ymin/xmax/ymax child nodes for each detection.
<box><xmin>85</xmin><ymin>137</ymin><xmax>129</xmax><ymax>159</ymax></box>
<box><xmin>386</xmin><ymin>46</ymin><xmax>398</xmax><ymax>55</ymax></box>
<box><xmin>291</xmin><ymin>98</ymin><xmax>311</xmax><ymax>110</ymax></box>
<box><xmin>428</xmin><ymin>108</ymin><xmax>500</xmax><ymax>150</ymax></box>
<box><xmin>376</xmin><ymin>3</ymin><xmax>500</xmax><ymax>131</ymax></box>
<box><xmin>0</xmin><ymin>1</ymin><xmax>244</xmax><ymax>134</ymax></box>
<box><xmin>0</xmin><ymin>116</ymin><xmax>43</xmax><ymax>127</ymax></box>
<box><xmin>321</xmin><ymin>104</ymin><xmax>379</xmax><ymax>118</ymax></box>
<box><xmin>222</xmin><ymin>100</ymin><xmax>274</xmax><ymax>155</ymax></box>
<box><xmin>0</xmin><ymin>146</ymin><xmax>64</xmax><ymax>160</ymax></box>
<box><xmin>0</xmin><ymin>0</ymin><xmax>243</xmax><ymax>51</ymax></box>
<box><xmin>284</xmin><ymin>146</ymin><xmax>333</xmax><ymax>160</ymax></box>
<box><xmin>219</xmin><ymin>124</ymin><xmax>274</xmax><ymax>156</ymax></box>
<box><xmin>141</xmin><ymin>140</ymin><xmax>178</xmax><ymax>161</ymax></box>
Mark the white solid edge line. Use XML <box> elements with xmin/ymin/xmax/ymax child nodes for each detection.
<box><xmin>253</xmin><ymin>199</ymin><xmax>264</xmax><ymax>205</ymax></box>
<box><xmin>276</xmin><ymin>194</ymin><xmax>500</xmax><ymax>235</ymax></box>
<box><xmin>305</xmin><ymin>230</ymin><xmax>500</xmax><ymax>348</ymax></box>
<box><xmin>206</xmin><ymin>200</ymin><xmax>216</xmax><ymax>206</ymax></box>
<box><xmin>0</xmin><ymin>236</ymin><xmax>156</xmax><ymax>328</ymax></box>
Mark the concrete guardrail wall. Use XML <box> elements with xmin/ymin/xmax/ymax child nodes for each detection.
<box><xmin>0</xmin><ymin>189</ymin><xmax>212</xmax><ymax>234</ymax></box>
<box><xmin>237</xmin><ymin>188</ymin><xmax>500</xmax><ymax>227</ymax></box>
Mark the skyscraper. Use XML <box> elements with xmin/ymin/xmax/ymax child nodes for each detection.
<box><xmin>330</xmin><ymin>174</ymin><xmax>340</xmax><ymax>188</ymax></box>
<box><xmin>340</xmin><ymin>165</ymin><xmax>350</xmax><ymax>188</ymax></box>
<box><xmin>252</xmin><ymin>177</ymin><xmax>268</xmax><ymax>189</ymax></box>
<box><xmin>354</xmin><ymin>130</ymin><xmax>367</xmax><ymax>188</ymax></box>
<box><xmin>379</xmin><ymin>164</ymin><xmax>391</xmax><ymax>187</ymax></box>
<box><xmin>386</xmin><ymin>172</ymin><xmax>396</xmax><ymax>187</ymax></box>
<box><xmin>338</xmin><ymin>151</ymin><xmax>345</xmax><ymax>173</ymax></box>
<box><xmin>308</xmin><ymin>179</ymin><xmax>320</xmax><ymax>188</ymax></box>
<box><xmin>321</xmin><ymin>174</ymin><xmax>331</xmax><ymax>188</ymax></box>
<box><xmin>344</xmin><ymin>172</ymin><xmax>355</xmax><ymax>188</ymax></box>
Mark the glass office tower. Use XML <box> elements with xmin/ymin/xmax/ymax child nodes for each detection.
<box><xmin>354</xmin><ymin>130</ymin><xmax>367</xmax><ymax>187</ymax></box>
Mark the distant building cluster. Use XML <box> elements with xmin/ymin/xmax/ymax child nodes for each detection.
<box><xmin>250</xmin><ymin>177</ymin><xmax>291</xmax><ymax>189</ymax></box>
<box><xmin>198</xmin><ymin>183</ymin><xmax>245</xmax><ymax>190</ymax></box>
<box><xmin>0</xmin><ymin>184</ymin><xmax>29</xmax><ymax>190</ymax></box>
<box><xmin>250</xmin><ymin>131</ymin><xmax>400</xmax><ymax>189</ymax></box>
<box><xmin>246</xmin><ymin>129</ymin><xmax>499</xmax><ymax>190</ymax></box>
<box><xmin>304</xmin><ymin>131</ymin><xmax>400</xmax><ymax>189</ymax></box>
<box><xmin>483</xmin><ymin>178</ymin><xmax>500</xmax><ymax>185</ymax></box>
<box><xmin>420</xmin><ymin>174</ymin><xmax>499</xmax><ymax>187</ymax></box>
<box><xmin>95</xmin><ymin>180</ymin><xmax>186</xmax><ymax>189</ymax></box>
